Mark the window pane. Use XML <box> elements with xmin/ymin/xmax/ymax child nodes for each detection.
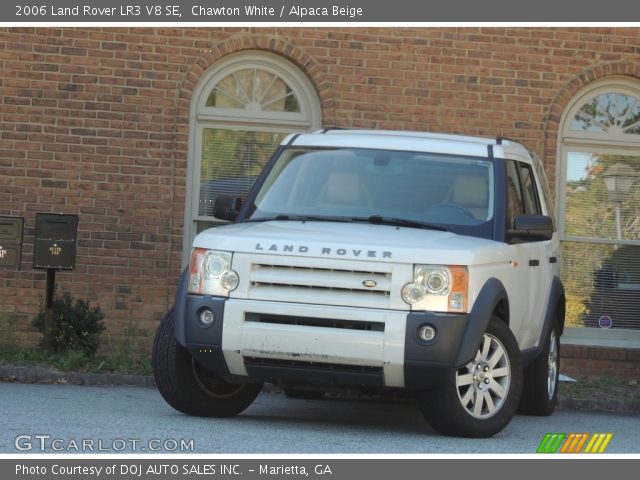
<box><xmin>565</xmin><ymin>152</ymin><xmax>639</xmax><ymax>240</ymax></box>
<box><xmin>261</xmin><ymin>79</ymin><xmax>300</xmax><ymax>112</ymax></box>
<box><xmin>518</xmin><ymin>163</ymin><xmax>541</xmax><ymax>215</ymax></box>
<box><xmin>563</xmin><ymin>241</ymin><xmax>640</xmax><ymax>328</ymax></box>
<box><xmin>254</xmin><ymin>69</ymin><xmax>275</xmax><ymax>98</ymax></box>
<box><xmin>532</xmin><ymin>154</ymin><xmax>555</xmax><ymax>224</ymax></box>
<box><xmin>234</xmin><ymin>69</ymin><xmax>254</xmax><ymax>103</ymax></box>
<box><xmin>206</xmin><ymin>89</ymin><xmax>243</xmax><ymax>108</ymax></box>
<box><xmin>571</xmin><ymin>93</ymin><xmax>640</xmax><ymax>134</ymax></box>
<box><xmin>199</xmin><ymin>129</ymin><xmax>286</xmax><ymax>217</ymax></box>
<box><xmin>204</xmin><ymin>68</ymin><xmax>301</xmax><ymax>113</ymax></box>
<box><xmin>506</xmin><ymin>161</ymin><xmax>524</xmax><ymax>228</ymax></box>
<box><xmin>284</xmin><ymin>90</ymin><xmax>301</xmax><ymax>112</ymax></box>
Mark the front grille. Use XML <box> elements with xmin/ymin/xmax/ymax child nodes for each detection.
<box><xmin>249</xmin><ymin>262</ymin><xmax>392</xmax><ymax>309</ymax></box>
<box><xmin>243</xmin><ymin>357</ymin><xmax>383</xmax><ymax>375</ymax></box>
<box><xmin>243</xmin><ymin>356</ymin><xmax>385</xmax><ymax>387</ymax></box>
<box><xmin>245</xmin><ymin>313</ymin><xmax>385</xmax><ymax>332</ymax></box>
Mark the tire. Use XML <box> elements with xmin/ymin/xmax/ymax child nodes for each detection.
<box><xmin>418</xmin><ymin>316</ymin><xmax>523</xmax><ymax>437</ymax></box>
<box><xmin>152</xmin><ymin>307</ymin><xmax>262</xmax><ymax>417</ymax></box>
<box><xmin>519</xmin><ymin>323</ymin><xmax>560</xmax><ymax>416</ymax></box>
<box><xmin>283</xmin><ymin>388</ymin><xmax>325</xmax><ymax>400</ymax></box>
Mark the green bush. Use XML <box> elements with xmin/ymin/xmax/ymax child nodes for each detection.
<box><xmin>32</xmin><ymin>293</ymin><xmax>106</xmax><ymax>357</ymax></box>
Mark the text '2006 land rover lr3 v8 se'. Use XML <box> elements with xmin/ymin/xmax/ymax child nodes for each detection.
<box><xmin>152</xmin><ymin>130</ymin><xmax>565</xmax><ymax>438</ymax></box>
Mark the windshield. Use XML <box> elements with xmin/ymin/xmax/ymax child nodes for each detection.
<box><xmin>247</xmin><ymin>147</ymin><xmax>495</xmax><ymax>233</ymax></box>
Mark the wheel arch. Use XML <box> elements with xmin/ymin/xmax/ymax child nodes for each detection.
<box><xmin>493</xmin><ymin>298</ymin><xmax>510</xmax><ymax>327</ymax></box>
<box><xmin>553</xmin><ymin>279</ymin><xmax>566</xmax><ymax>336</ymax></box>
<box><xmin>454</xmin><ymin>278</ymin><xmax>509</xmax><ymax>367</ymax></box>
<box><xmin>173</xmin><ymin>268</ymin><xmax>189</xmax><ymax>347</ymax></box>
<box><xmin>521</xmin><ymin>277</ymin><xmax>566</xmax><ymax>367</ymax></box>
<box><xmin>546</xmin><ymin>276</ymin><xmax>566</xmax><ymax>336</ymax></box>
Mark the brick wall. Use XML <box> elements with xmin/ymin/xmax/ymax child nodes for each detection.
<box><xmin>562</xmin><ymin>345</ymin><xmax>640</xmax><ymax>379</ymax></box>
<box><xmin>1</xmin><ymin>27</ymin><xmax>640</xmax><ymax>348</ymax></box>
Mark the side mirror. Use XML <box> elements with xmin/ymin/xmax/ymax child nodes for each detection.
<box><xmin>214</xmin><ymin>195</ymin><xmax>244</xmax><ymax>222</ymax></box>
<box><xmin>508</xmin><ymin>215</ymin><xmax>554</xmax><ymax>243</ymax></box>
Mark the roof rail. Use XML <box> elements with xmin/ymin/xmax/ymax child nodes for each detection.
<box><xmin>495</xmin><ymin>135</ymin><xmax>521</xmax><ymax>145</ymax></box>
<box><xmin>320</xmin><ymin>127</ymin><xmax>347</xmax><ymax>134</ymax></box>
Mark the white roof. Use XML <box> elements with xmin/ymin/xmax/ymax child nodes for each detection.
<box><xmin>282</xmin><ymin>129</ymin><xmax>532</xmax><ymax>161</ymax></box>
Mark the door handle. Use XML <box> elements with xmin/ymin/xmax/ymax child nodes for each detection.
<box><xmin>529</xmin><ymin>259</ymin><xmax>540</xmax><ymax>267</ymax></box>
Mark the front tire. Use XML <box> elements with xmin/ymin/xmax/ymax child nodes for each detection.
<box><xmin>519</xmin><ymin>323</ymin><xmax>560</xmax><ymax>416</ymax></box>
<box><xmin>418</xmin><ymin>316</ymin><xmax>523</xmax><ymax>437</ymax></box>
<box><xmin>152</xmin><ymin>307</ymin><xmax>262</xmax><ymax>417</ymax></box>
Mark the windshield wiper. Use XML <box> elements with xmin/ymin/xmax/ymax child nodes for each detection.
<box><xmin>244</xmin><ymin>214</ymin><xmax>350</xmax><ymax>223</ymax></box>
<box><xmin>244</xmin><ymin>214</ymin><xmax>447</xmax><ymax>231</ymax></box>
<box><xmin>353</xmin><ymin>215</ymin><xmax>448</xmax><ymax>231</ymax></box>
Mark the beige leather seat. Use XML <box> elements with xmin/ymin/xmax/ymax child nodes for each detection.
<box><xmin>321</xmin><ymin>171</ymin><xmax>372</xmax><ymax>207</ymax></box>
<box><xmin>316</xmin><ymin>153</ymin><xmax>373</xmax><ymax>209</ymax></box>
<box><xmin>451</xmin><ymin>174</ymin><xmax>489</xmax><ymax>220</ymax></box>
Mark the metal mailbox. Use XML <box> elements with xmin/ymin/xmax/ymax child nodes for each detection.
<box><xmin>33</xmin><ymin>213</ymin><xmax>79</xmax><ymax>270</ymax></box>
<box><xmin>0</xmin><ymin>216</ymin><xmax>24</xmax><ymax>270</ymax></box>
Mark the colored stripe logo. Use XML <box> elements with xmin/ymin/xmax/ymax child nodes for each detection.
<box><xmin>537</xmin><ymin>433</ymin><xmax>613</xmax><ymax>453</ymax></box>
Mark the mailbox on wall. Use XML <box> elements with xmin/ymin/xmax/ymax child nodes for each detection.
<box><xmin>0</xmin><ymin>216</ymin><xmax>24</xmax><ymax>270</ymax></box>
<box><xmin>33</xmin><ymin>213</ymin><xmax>79</xmax><ymax>270</ymax></box>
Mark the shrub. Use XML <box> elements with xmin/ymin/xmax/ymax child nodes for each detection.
<box><xmin>32</xmin><ymin>293</ymin><xmax>106</xmax><ymax>357</ymax></box>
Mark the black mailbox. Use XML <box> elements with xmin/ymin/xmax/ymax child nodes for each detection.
<box><xmin>0</xmin><ymin>216</ymin><xmax>24</xmax><ymax>270</ymax></box>
<box><xmin>34</xmin><ymin>213</ymin><xmax>79</xmax><ymax>270</ymax></box>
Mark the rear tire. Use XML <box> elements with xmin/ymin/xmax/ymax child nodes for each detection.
<box><xmin>418</xmin><ymin>316</ymin><xmax>522</xmax><ymax>437</ymax></box>
<box><xmin>519</xmin><ymin>323</ymin><xmax>560</xmax><ymax>416</ymax></box>
<box><xmin>152</xmin><ymin>307</ymin><xmax>262</xmax><ymax>417</ymax></box>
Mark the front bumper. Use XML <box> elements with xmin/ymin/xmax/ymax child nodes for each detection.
<box><xmin>176</xmin><ymin>292</ymin><xmax>471</xmax><ymax>390</ymax></box>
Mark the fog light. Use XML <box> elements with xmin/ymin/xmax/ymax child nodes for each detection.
<box><xmin>402</xmin><ymin>283</ymin><xmax>426</xmax><ymax>304</ymax></box>
<box><xmin>418</xmin><ymin>324</ymin><xmax>436</xmax><ymax>342</ymax></box>
<box><xmin>220</xmin><ymin>270</ymin><xmax>239</xmax><ymax>292</ymax></box>
<box><xmin>198</xmin><ymin>308</ymin><xmax>215</xmax><ymax>327</ymax></box>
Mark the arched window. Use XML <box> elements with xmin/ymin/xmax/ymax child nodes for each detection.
<box><xmin>557</xmin><ymin>77</ymin><xmax>640</xmax><ymax>329</ymax></box>
<box><xmin>184</xmin><ymin>52</ymin><xmax>321</xmax><ymax>261</ymax></box>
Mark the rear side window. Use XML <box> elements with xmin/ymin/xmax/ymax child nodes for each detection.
<box><xmin>531</xmin><ymin>153</ymin><xmax>556</xmax><ymax>224</ymax></box>
<box><xmin>517</xmin><ymin>163</ymin><xmax>542</xmax><ymax>215</ymax></box>
<box><xmin>506</xmin><ymin>161</ymin><xmax>525</xmax><ymax>229</ymax></box>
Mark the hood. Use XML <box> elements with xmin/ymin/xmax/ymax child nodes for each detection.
<box><xmin>193</xmin><ymin>221</ymin><xmax>507</xmax><ymax>266</ymax></box>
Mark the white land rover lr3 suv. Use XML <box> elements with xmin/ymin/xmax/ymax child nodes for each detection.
<box><xmin>152</xmin><ymin>130</ymin><xmax>565</xmax><ymax>437</ymax></box>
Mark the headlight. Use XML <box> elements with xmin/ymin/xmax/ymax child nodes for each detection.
<box><xmin>203</xmin><ymin>251</ymin><xmax>229</xmax><ymax>278</ymax></box>
<box><xmin>415</xmin><ymin>266</ymin><xmax>451</xmax><ymax>295</ymax></box>
<box><xmin>188</xmin><ymin>248</ymin><xmax>239</xmax><ymax>296</ymax></box>
<box><xmin>402</xmin><ymin>265</ymin><xmax>468</xmax><ymax>312</ymax></box>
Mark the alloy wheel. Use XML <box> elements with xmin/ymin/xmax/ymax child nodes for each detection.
<box><xmin>455</xmin><ymin>334</ymin><xmax>512</xmax><ymax>419</ymax></box>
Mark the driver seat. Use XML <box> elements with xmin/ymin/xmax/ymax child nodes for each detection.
<box><xmin>451</xmin><ymin>174</ymin><xmax>489</xmax><ymax>221</ymax></box>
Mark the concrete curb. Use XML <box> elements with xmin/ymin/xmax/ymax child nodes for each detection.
<box><xmin>0</xmin><ymin>364</ymin><xmax>156</xmax><ymax>388</ymax></box>
<box><xmin>1</xmin><ymin>364</ymin><xmax>638</xmax><ymax>414</ymax></box>
<box><xmin>557</xmin><ymin>396</ymin><xmax>640</xmax><ymax>415</ymax></box>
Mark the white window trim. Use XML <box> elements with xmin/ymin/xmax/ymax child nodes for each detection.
<box><xmin>556</xmin><ymin>76</ymin><xmax>640</xmax><ymax>245</ymax></box>
<box><xmin>182</xmin><ymin>52</ymin><xmax>322</xmax><ymax>267</ymax></box>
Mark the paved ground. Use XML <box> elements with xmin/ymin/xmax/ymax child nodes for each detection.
<box><xmin>1</xmin><ymin>382</ymin><xmax>639</xmax><ymax>454</ymax></box>
<box><xmin>2</xmin><ymin>363</ymin><xmax>638</xmax><ymax>415</ymax></box>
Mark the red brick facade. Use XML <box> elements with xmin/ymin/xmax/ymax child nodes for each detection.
<box><xmin>1</xmin><ymin>27</ymin><xmax>640</xmax><ymax>347</ymax></box>
<box><xmin>562</xmin><ymin>345</ymin><xmax>640</xmax><ymax>379</ymax></box>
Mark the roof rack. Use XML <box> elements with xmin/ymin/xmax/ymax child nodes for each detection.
<box><xmin>495</xmin><ymin>136</ymin><xmax>521</xmax><ymax>145</ymax></box>
<box><xmin>320</xmin><ymin>127</ymin><xmax>347</xmax><ymax>133</ymax></box>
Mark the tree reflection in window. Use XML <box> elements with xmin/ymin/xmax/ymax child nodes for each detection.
<box><xmin>561</xmin><ymin>85</ymin><xmax>640</xmax><ymax>329</ymax></box>
<box><xmin>571</xmin><ymin>93</ymin><xmax>640</xmax><ymax>134</ymax></box>
<box><xmin>205</xmin><ymin>68</ymin><xmax>301</xmax><ymax>113</ymax></box>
